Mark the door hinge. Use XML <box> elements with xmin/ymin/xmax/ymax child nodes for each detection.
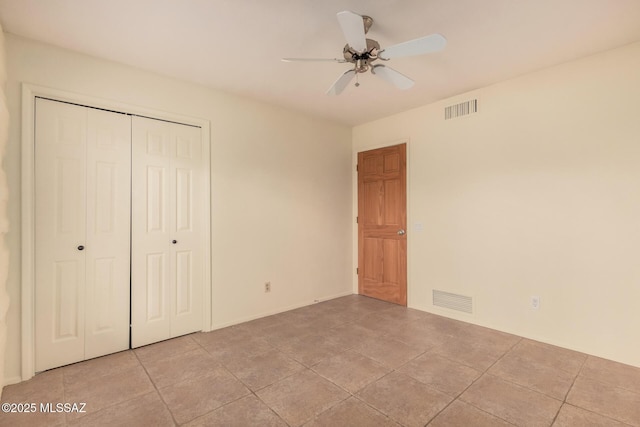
<box><xmin>356</xmin><ymin>164</ymin><xmax>359</xmax><ymax>172</ymax></box>
<box><xmin>356</xmin><ymin>216</ymin><xmax>358</xmax><ymax>223</ymax></box>
<box><xmin>356</xmin><ymin>267</ymin><xmax>359</xmax><ymax>275</ymax></box>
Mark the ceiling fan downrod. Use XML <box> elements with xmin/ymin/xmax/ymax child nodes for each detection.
<box><xmin>361</xmin><ymin>15</ymin><xmax>373</xmax><ymax>34</ymax></box>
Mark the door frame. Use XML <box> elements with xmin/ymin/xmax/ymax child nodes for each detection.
<box><xmin>21</xmin><ymin>83</ymin><xmax>212</xmax><ymax>380</ymax></box>
<box><xmin>352</xmin><ymin>138</ymin><xmax>410</xmax><ymax>303</ymax></box>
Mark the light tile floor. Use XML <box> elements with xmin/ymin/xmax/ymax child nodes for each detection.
<box><xmin>2</xmin><ymin>295</ymin><xmax>639</xmax><ymax>426</ymax></box>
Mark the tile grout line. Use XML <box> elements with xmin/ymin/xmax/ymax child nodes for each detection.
<box><xmin>131</xmin><ymin>349</ymin><xmax>179</xmax><ymax>426</ymax></box>
<box><xmin>548</xmin><ymin>352</ymin><xmax>588</xmax><ymax>425</ymax></box>
<box><xmin>350</xmin><ymin>393</ymin><xmax>404</xmax><ymax>426</ymax></box>
<box><xmin>200</xmin><ymin>322</ymin><xmax>322</xmax><ymax>425</ymax></box>
<box><xmin>60</xmin><ymin>351</ymin><xmax>162</xmax><ymax>426</ymax></box>
<box><xmin>257</xmin><ymin>302</ymin><xmax>517</xmax><ymax>426</ymax></box>
<box><xmin>547</xmin><ymin>355</ymin><xmax>637</xmax><ymax>427</ymax></box>
<box><xmin>313</xmin><ymin>332</ymin><xmax>406</xmax><ymax>426</ymax></box>
<box><xmin>280</xmin><ymin>320</ymin><xmax>385</xmax><ymax>425</ymax></box>
<box><xmin>470</xmin><ymin>341</ymin><xmax>595</xmax><ymax>403</ymax></box>
<box><xmin>246</xmin><ymin>306</ymin><xmax>403</xmax><ymax>426</ymax></box>
<box><xmin>576</xmin><ymin>356</ymin><xmax>640</xmax><ymax>396</ymax></box>
<box><xmin>18</xmin><ymin>297</ymin><xmax>639</xmax><ymax>426</ymax></box>
<box><xmin>193</xmin><ymin>333</ymin><xmax>295</xmax><ymax>426</ymax></box>
<box><xmin>424</xmin><ymin>336</ymin><xmax>524</xmax><ymax>426</ymax></box>
<box><xmin>197</xmin><ymin>325</ymin><xmax>640</xmax><ymax>427</ymax></box>
<box><xmin>343</xmin><ymin>330</ymin><xmax>449</xmax><ymax>426</ymax></box>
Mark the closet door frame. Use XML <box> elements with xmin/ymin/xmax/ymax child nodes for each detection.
<box><xmin>21</xmin><ymin>84</ymin><xmax>212</xmax><ymax>381</ymax></box>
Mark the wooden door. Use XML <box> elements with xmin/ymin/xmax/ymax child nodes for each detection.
<box><xmin>35</xmin><ymin>98</ymin><xmax>131</xmax><ymax>371</ymax></box>
<box><xmin>358</xmin><ymin>144</ymin><xmax>407</xmax><ymax>305</ymax></box>
<box><xmin>131</xmin><ymin>116</ymin><xmax>204</xmax><ymax>347</ymax></box>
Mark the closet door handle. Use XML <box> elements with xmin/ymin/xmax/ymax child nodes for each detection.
<box><xmin>172</xmin><ymin>240</ymin><xmax>177</xmax><ymax>244</ymax></box>
<box><xmin>77</xmin><ymin>245</ymin><xmax>85</xmax><ymax>251</ymax></box>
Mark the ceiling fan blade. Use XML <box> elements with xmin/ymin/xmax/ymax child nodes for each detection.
<box><xmin>337</xmin><ymin>11</ymin><xmax>367</xmax><ymax>52</ymax></box>
<box><xmin>379</xmin><ymin>33</ymin><xmax>446</xmax><ymax>59</ymax></box>
<box><xmin>327</xmin><ymin>69</ymin><xmax>356</xmax><ymax>96</ymax></box>
<box><xmin>282</xmin><ymin>58</ymin><xmax>347</xmax><ymax>63</ymax></box>
<box><xmin>371</xmin><ymin>65</ymin><xmax>414</xmax><ymax>90</ymax></box>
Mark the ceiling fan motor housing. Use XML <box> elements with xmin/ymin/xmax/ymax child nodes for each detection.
<box><xmin>343</xmin><ymin>39</ymin><xmax>380</xmax><ymax>73</ymax></box>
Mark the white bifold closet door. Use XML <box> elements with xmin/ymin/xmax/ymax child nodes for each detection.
<box><xmin>35</xmin><ymin>98</ymin><xmax>131</xmax><ymax>372</ymax></box>
<box><xmin>131</xmin><ymin>116</ymin><xmax>204</xmax><ymax>348</ymax></box>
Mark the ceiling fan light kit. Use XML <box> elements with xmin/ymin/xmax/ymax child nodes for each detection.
<box><xmin>282</xmin><ymin>10</ymin><xmax>446</xmax><ymax>95</ymax></box>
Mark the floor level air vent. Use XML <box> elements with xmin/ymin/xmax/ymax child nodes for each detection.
<box><xmin>444</xmin><ymin>99</ymin><xmax>478</xmax><ymax>120</ymax></box>
<box><xmin>433</xmin><ymin>290</ymin><xmax>473</xmax><ymax>314</ymax></box>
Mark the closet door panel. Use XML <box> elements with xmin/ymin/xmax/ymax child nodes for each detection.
<box><xmin>84</xmin><ymin>108</ymin><xmax>131</xmax><ymax>359</ymax></box>
<box><xmin>35</xmin><ymin>99</ymin><xmax>87</xmax><ymax>371</ymax></box>
<box><xmin>132</xmin><ymin>116</ymin><xmax>204</xmax><ymax>346</ymax></box>
<box><xmin>146</xmin><ymin>166</ymin><xmax>167</xmax><ymax>232</ymax></box>
<box><xmin>145</xmin><ymin>252</ymin><xmax>167</xmax><ymax>320</ymax></box>
<box><xmin>175</xmin><ymin>250</ymin><xmax>192</xmax><ymax>315</ymax></box>
<box><xmin>171</xmin><ymin>124</ymin><xmax>203</xmax><ymax>336</ymax></box>
<box><xmin>131</xmin><ymin>117</ymin><xmax>174</xmax><ymax>347</ymax></box>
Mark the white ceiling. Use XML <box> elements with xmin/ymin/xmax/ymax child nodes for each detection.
<box><xmin>1</xmin><ymin>0</ymin><xmax>640</xmax><ymax>126</ymax></box>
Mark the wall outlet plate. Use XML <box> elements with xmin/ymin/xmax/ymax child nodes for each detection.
<box><xmin>531</xmin><ymin>295</ymin><xmax>540</xmax><ymax>310</ymax></box>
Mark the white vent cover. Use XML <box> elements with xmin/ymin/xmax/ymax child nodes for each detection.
<box><xmin>433</xmin><ymin>290</ymin><xmax>473</xmax><ymax>314</ymax></box>
<box><xmin>444</xmin><ymin>99</ymin><xmax>478</xmax><ymax>120</ymax></box>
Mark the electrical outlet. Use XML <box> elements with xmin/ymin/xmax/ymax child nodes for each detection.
<box><xmin>531</xmin><ymin>296</ymin><xmax>540</xmax><ymax>310</ymax></box>
<box><xmin>264</xmin><ymin>281</ymin><xmax>271</xmax><ymax>293</ymax></box>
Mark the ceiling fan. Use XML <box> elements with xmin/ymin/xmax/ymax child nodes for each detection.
<box><xmin>282</xmin><ymin>11</ymin><xmax>446</xmax><ymax>95</ymax></box>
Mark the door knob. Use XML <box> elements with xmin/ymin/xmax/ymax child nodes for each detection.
<box><xmin>77</xmin><ymin>245</ymin><xmax>85</xmax><ymax>251</ymax></box>
<box><xmin>397</xmin><ymin>229</ymin><xmax>406</xmax><ymax>236</ymax></box>
<box><xmin>172</xmin><ymin>240</ymin><xmax>177</xmax><ymax>244</ymax></box>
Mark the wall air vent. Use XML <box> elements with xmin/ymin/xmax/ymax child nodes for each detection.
<box><xmin>433</xmin><ymin>290</ymin><xmax>473</xmax><ymax>314</ymax></box>
<box><xmin>444</xmin><ymin>99</ymin><xmax>478</xmax><ymax>120</ymax></box>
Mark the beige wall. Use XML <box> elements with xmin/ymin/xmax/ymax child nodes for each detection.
<box><xmin>4</xmin><ymin>31</ymin><xmax>639</xmax><ymax>384</ymax></box>
<box><xmin>3</xmin><ymin>34</ymin><xmax>353</xmax><ymax>383</ymax></box>
<box><xmin>353</xmin><ymin>41</ymin><xmax>640</xmax><ymax>368</ymax></box>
